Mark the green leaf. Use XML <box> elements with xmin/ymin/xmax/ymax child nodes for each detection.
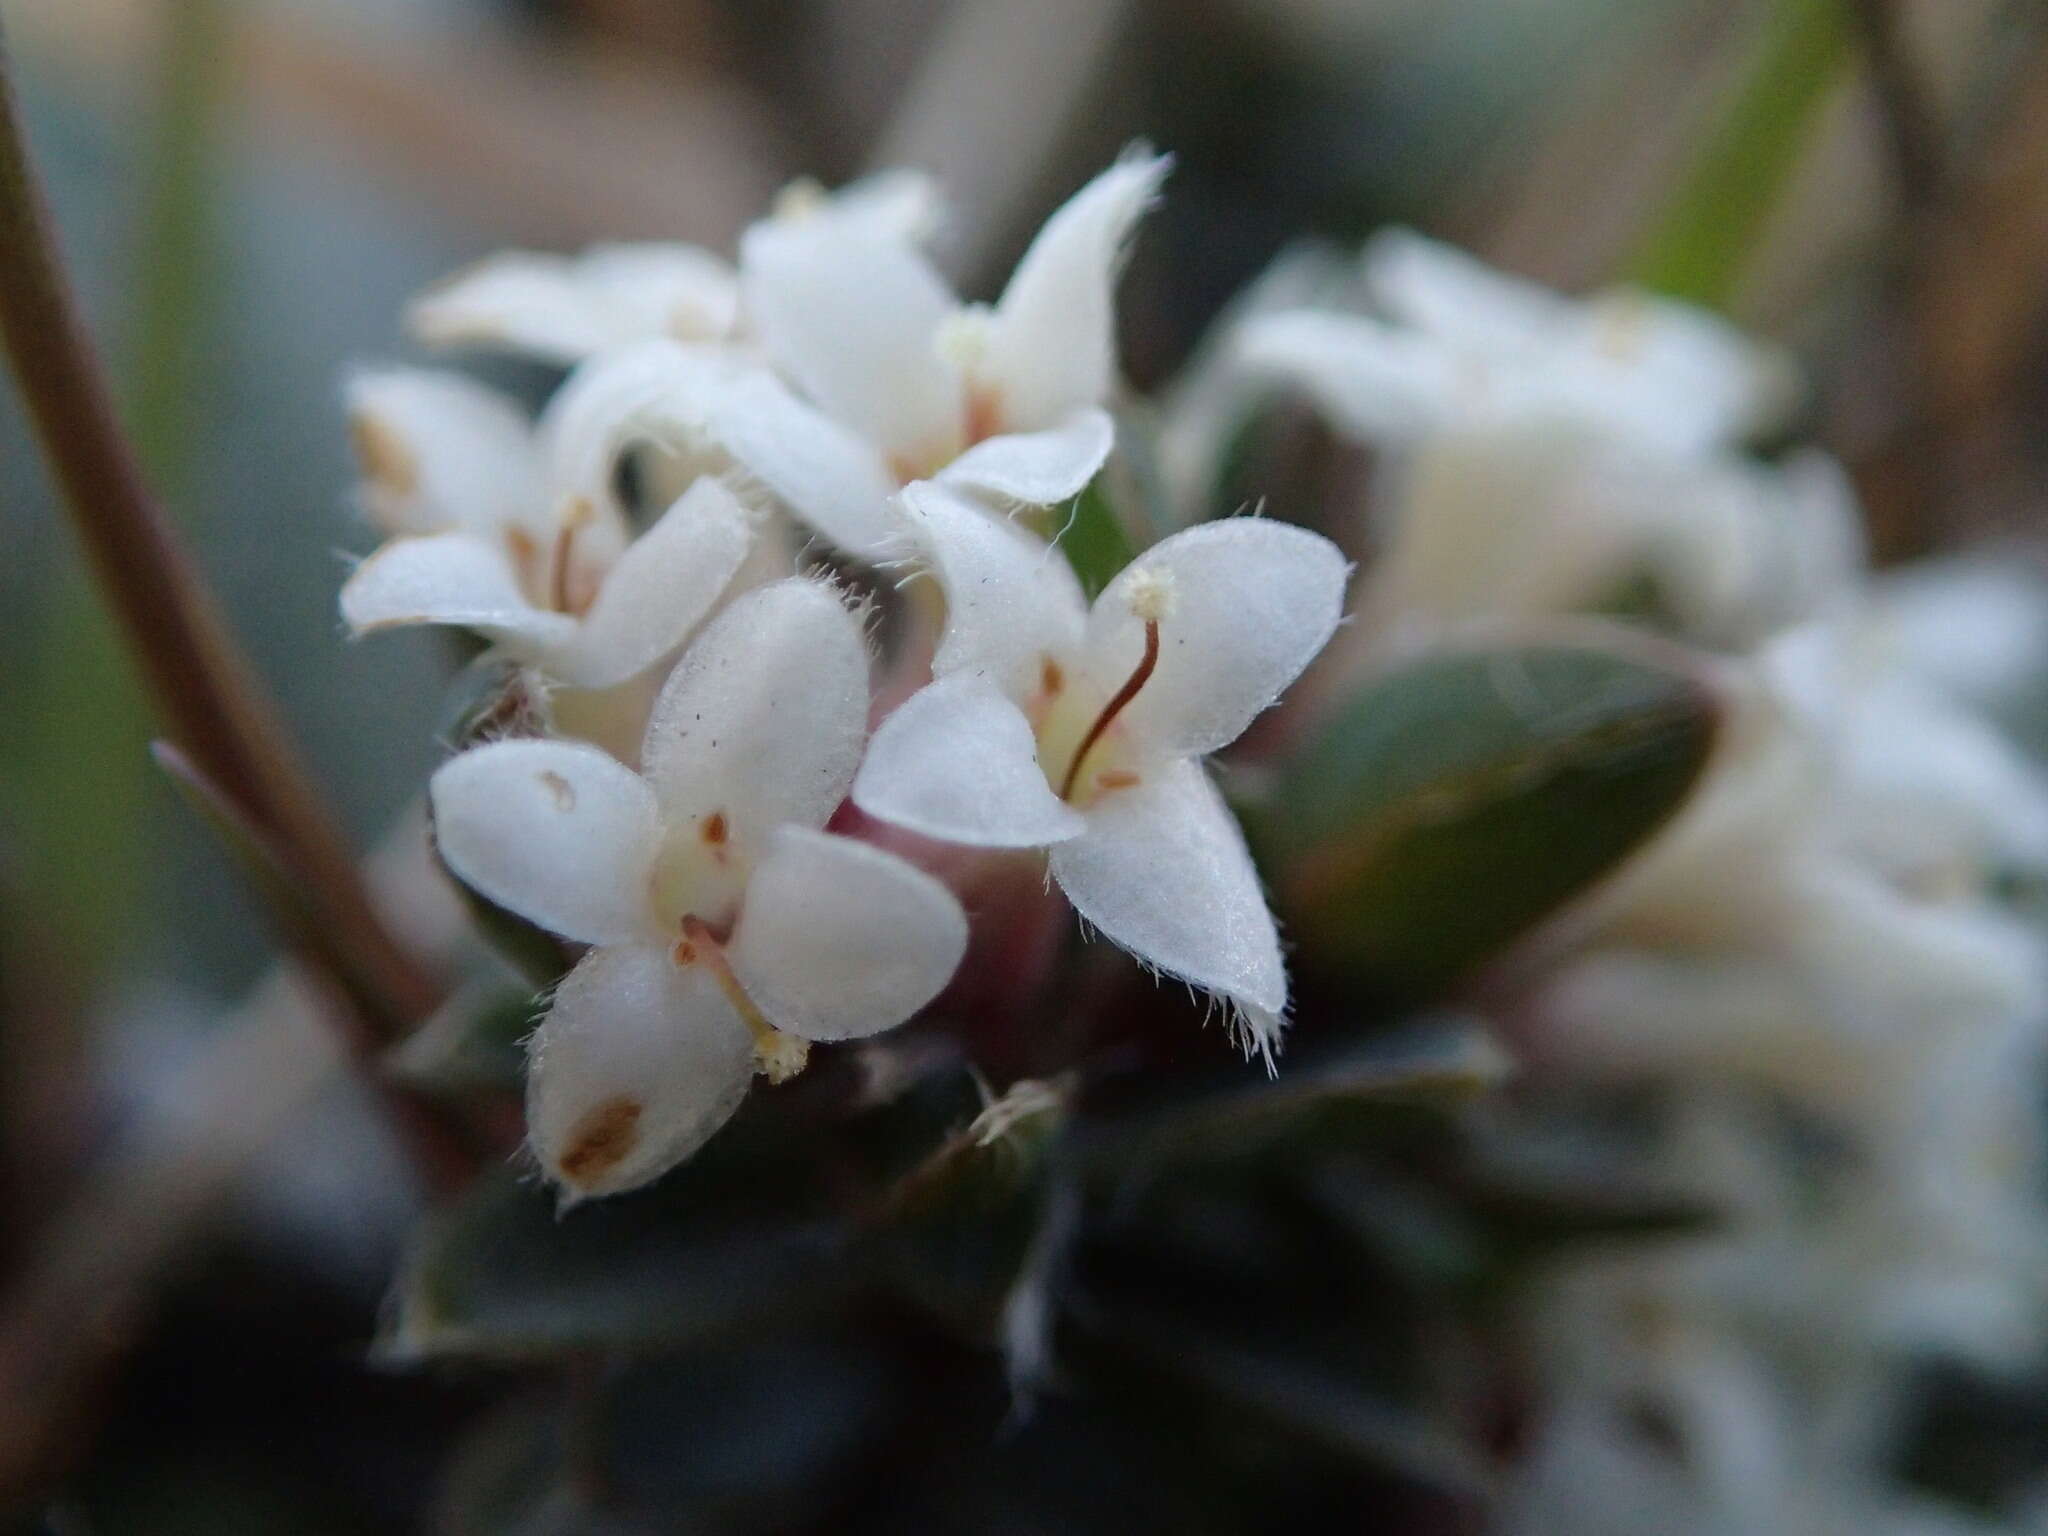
<box><xmin>381</xmin><ymin>1049</ymin><xmax>987</xmax><ymax>1360</ymax></box>
<box><xmin>1626</xmin><ymin>0</ymin><xmax>1849</xmax><ymax>307</ymax></box>
<box><xmin>1080</xmin><ymin>1018</ymin><xmax>1510</xmax><ymax>1167</ymax></box>
<box><xmin>1055</xmin><ymin>477</ymin><xmax>1138</xmax><ymax>601</ymax></box>
<box><xmin>1256</xmin><ymin>641</ymin><xmax>1720</xmax><ymax>996</ymax></box>
<box><xmin>379</xmin><ymin>1136</ymin><xmax>850</xmax><ymax>1363</ymax></box>
<box><xmin>857</xmin><ymin>1079</ymin><xmax>1069</xmax><ymax>1335</ymax></box>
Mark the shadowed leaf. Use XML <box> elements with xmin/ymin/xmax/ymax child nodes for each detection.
<box><xmin>1257</xmin><ymin>640</ymin><xmax>1720</xmax><ymax>996</ymax></box>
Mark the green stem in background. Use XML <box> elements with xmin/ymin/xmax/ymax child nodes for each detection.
<box><xmin>1626</xmin><ymin>0</ymin><xmax>1852</xmax><ymax>307</ymax></box>
<box><xmin>126</xmin><ymin>0</ymin><xmax>229</xmax><ymax>484</ymax></box>
<box><xmin>0</xmin><ymin>23</ymin><xmax>460</xmax><ymax>1156</ymax></box>
<box><xmin>13</xmin><ymin>0</ymin><xmax>231</xmax><ymax>976</ymax></box>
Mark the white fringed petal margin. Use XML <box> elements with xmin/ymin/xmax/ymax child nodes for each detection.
<box><xmin>339</xmin><ymin>533</ymin><xmax>575</xmax><ymax>650</ymax></box>
<box><xmin>406</xmin><ymin>244</ymin><xmax>739</xmax><ymax>362</ymax></box>
<box><xmin>344</xmin><ymin>369</ymin><xmax>539</xmax><ymax>538</ymax></box>
<box><xmin>739</xmin><ymin>213</ymin><xmax>962</xmax><ymax>467</ymax></box>
<box><xmin>1085</xmin><ymin>518</ymin><xmax>1349</xmax><ymax>758</ymax></box>
<box><xmin>1049</xmin><ymin>757</ymin><xmax>1287</xmax><ymax>1058</ymax></box>
<box><xmin>526</xmin><ymin>944</ymin><xmax>755</xmax><ymax>1202</ymax></box>
<box><xmin>938</xmin><ymin>409</ymin><xmax>1115</xmax><ymax>508</ymax></box>
<box><xmin>984</xmin><ymin>151</ymin><xmax>1170</xmax><ymax>433</ymax></box>
<box><xmin>705</xmin><ymin>368</ymin><xmax>901</xmax><ymax>558</ymax></box>
<box><xmin>730</xmin><ymin>826</ymin><xmax>968</xmax><ymax>1041</ymax></box>
<box><xmin>640</xmin><ymin>578</ymin><xmax>871</xmax><ymax>849</ymax></box>
<box><xmin>429</xmin><ymin>739</ymin><xmax>662</xmax><ymax>945</ymax></box>
<box><xmin>855</xmin><ymin>672</ymin><xmax>1087</xmax><ymax>849</ymax></box>
<box><xmin>550</xmin><ymin>477</ymin><xmax>755</xmax><ymax>689</ymax></box>
<box><xmin>902</xmin><ymin>481</ymin><xmax>1087</xmax><ymax>693</ymax></box>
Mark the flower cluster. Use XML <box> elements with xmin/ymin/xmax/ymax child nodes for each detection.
<box><xmin>342</xmin><ymin>156</ymin><xmax>1348</xmax><ymax>1201</ymax></box>
<box><xmin>1226</xmin><ymin>233</ymin><xmax>2048</xmax><ymax>1531</ymax></box>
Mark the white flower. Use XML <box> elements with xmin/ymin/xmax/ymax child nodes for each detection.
<box><xmin>1236</xmin><ymin>228</ymin><xmax>1800</xmax><ymax>456</ymax></box>
<box><xmin>1353</xmin><ymin>420</ymin><xmax>1861</xmax><ymax>648</ymax></box>
<box><xmin>337</xmin><ymin>368</ymin><xmax>755</xmax><ymax>690</ymax></box>
<box><xmin>509</xmin><ymin>153</ymin><xmax>1165</xmax><ymax>563</ymax></box>
<box><xmin>403</xmin><ymin>169</ymin><xmax>940</xmax><ymax>365</ymax></box>
<box><xmin>851</xmin><ymin>484</ymin><xmax>1348</xmax><ymax>1056</ymax></box>
<box><xmin>428</xmin><ymin>578</ymin><xmax>969</xmax><ymax>1200</ymax></box>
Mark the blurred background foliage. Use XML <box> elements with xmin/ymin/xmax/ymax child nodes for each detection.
<box><xmin>3</xmin><ymin>0</ymin><xmax>2048</xmax><ymax>1530</ymax></box>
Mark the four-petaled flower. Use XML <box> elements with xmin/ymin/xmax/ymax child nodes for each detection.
<box><xmin>547</xmin><ymin>151</ymin><xmax>1169</xmax><ymax>560</ymax></box>
<box><xmin>851</xmin><ymin>483</ymin><xmax>1349</xmax><ymax>1059</ymax></box>
<box><xmin>430</xmin><ymin>578</ymin><xmax>969</xmax><ymax>1199</ymax></box>
<box><xmin>1235</xmin><ymin>228</ymin><xmax>1799</xmax><ymax>457</ymax></box>
<box><xmin>339</xmin><ymin>368</ymin><xmax>755</xmax><ymax>690</ymax></box>
<box><xmin>403</xmin><ymin>169</ymin><xmax>940</xmax><ymax>365</ymax></box>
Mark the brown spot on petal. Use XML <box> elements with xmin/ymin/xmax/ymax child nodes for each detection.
<box><xmin>1096</xmin><ymin>769</ymin><xmax>1141</xmax><ymax>792</ymax></box>
<box><xmin>350</xmin><ymin>412</ymin><xmax>418</xmax><ymax>496</ymax></box>
<box><xmin>559</xmin><ymin>1096</ymin><xmax>642</xmax><ymax>1185</ymax></box>
<box><xmin>701</xmin><ymin>810</ymin><xmax>728</xmax><ymax>846</ymax></box>
<box><xmin>538</xmin><ymin>770</ymin><xmax>576</xmax><ymax>812</ymax></box>
<box><xmin>672</xmin><ymin>937</ymin><xmax>698</xmax><ymax>967</ymax></box>
<box><xmin>1040</xmin><ymin>657</ymin><xmax>1065</xmax><ymax>697</ymax></box>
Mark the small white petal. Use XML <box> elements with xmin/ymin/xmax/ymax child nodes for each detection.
<box><xmin>429</xmin><ymin>739</ymin><xmax>661</xmax><ymax>945</ymax></box>
<box><xmin>730</xmin><ymin>826</ymin><xmax>967</xmax><ymax>1041</ymax></box>
<box><xmin>641</xmin><ymin>578</ymin><xmax>870</xmax><ymax>850</ymax></box>
<box><xmin>340</xmin><ymin>533</ymin><xmax>575</xmax><ymax>651</ymax></box>
<box><xmin>1051</xmin><ymin>757</ymin><xmax>1287</xmax><ymax>1046</ymax></box>
<box><xmin>527</xmin><ymin>944</ymin><xmax>754</xmax><ymax>1200</ymax></box>
<box><xmin>1365</xmin><ymin>228</ymin><xmax>1800</xmax><ymax>451</ymax></box>
<box><xmin>1084</xmin><ymin>518</ymin><xmax>1348</xmax><ymax>757</ymax></box>
<box><xmin>703</xmin><ymin>367</ymin><xmax>901</xmax><ymax>557</ymax></box>
<box><xmin>739</xmin><ymin>214</ymin><xmax>963</xmax><ymax>464</ymax></box>
<box><xmin>937</xmin><ymin>409</ymin><xmax>1115</xmax><ymax>507</ymax></box>
<box><xmin>1362</xmin><ymin>227</ymin><xmax>1566</xmax><ymax>353</ymax></box>
<box><xmin>344</xmin><ymin>369</ymin><xmax>539</xmax><ymax>538</ymax></box>
<box><xmin>822</xmin><ymin>168</ymin><xmax>944</xmax><ymax>244</ymax></box>
<box><xmin>855</xmin><ymin>672</ymin><xmax>1086</xmax><ymax>848</ymax></box>
<box><xmin>406</xmin><ymin>245</ymin><xmax>739</xmax><ymax>362</ymax></box>
<box><xmin>538</xmin><ymin>339</ymin><xmax>727</xmax><ymax>511</ymax></box>
<box><xmin>1232</xmin><ymin>310</ymin><xmax>1464</xmax><ymax>442</ymax></box>
<box><xmin>983</xmin><ymin>152</ymin><xmax>1169</xmax><ymax>432</ymax></box>
<box><xmin>902</xmin><ymin>480</ymin><xmax>1087</xmax><ymax>696</ymax></box>
<box><xmin>550</xmin><ymin>478</ymin><xmax>755</xmax><ymax>689</ymax></box>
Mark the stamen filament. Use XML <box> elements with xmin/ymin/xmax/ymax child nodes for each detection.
<box><xmin>1058</xmin><ymin>619</ymin><xmax>1159</xmax><ymax>802</ymax></box>
<box><xmin>549</xmin><ymin>521</ymin><xmax>579</xmax><ymax>615</ymax></box>
<box><xmin>679</xmin><ymin>915</ymin><xmax>809</xmax><ymax>1082</ymax></box>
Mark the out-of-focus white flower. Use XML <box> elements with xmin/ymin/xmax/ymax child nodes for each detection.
<box><xmin>1216</xmin><ymin>233</ymin><xmax>1848</xmax><ymax>652</ymax></box>
<box><xmin>1238</xmin><ymin>228</ymin><xmax>1800</xmax><ymax>456</ymax></box>
<box><xmin>428</xmin><ymin>579</ymin><xmax>968</xmax><ymax>1200</ymax></box>
<box><xmin>1355</xmin><ymin>421</ymin><xmax>1861</xmax><ymax>648</ymax></box>
<box><xmin>404</xmin><ymin>170</ymin><xmax>940</xmax><ymax>364</ymax></box>
<box><xmin>338</xmin><ymin>368</ymin><xmax>755</xmax><ymax>690</ymax></box>
<box><xmin>1875</xmin><ymin>555</ymin><xmax>2048</xmax><ymax>718</ymax></box>
<box><xmin>852</xmin><ymin>484</ymin><xmax>1347</xmax><ymax>1056</ymax></box>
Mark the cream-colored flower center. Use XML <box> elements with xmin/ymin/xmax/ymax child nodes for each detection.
<box><xmin>646</xmin><ymin>809</ymin><xmax>807</xmax><ymax>1080</ymax></box>
<box><xmin>1030</xmin><ymin>620</ymin><xmax>1160</xmax><ymax>810</ymax></box>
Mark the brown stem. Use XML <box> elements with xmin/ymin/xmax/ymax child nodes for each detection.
<box><xmin>0</xmin><ymin>22</ymin><xmax>440</xmax><ymax>1036</ymax></box>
